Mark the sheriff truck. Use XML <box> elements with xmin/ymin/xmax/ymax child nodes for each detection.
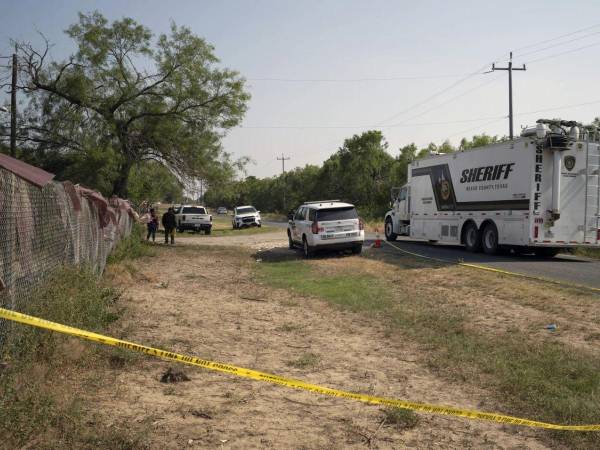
<box><xmin>384</xmin><ymin>119</ymin><xmax>600</xmax><ymax>256</ymax></box>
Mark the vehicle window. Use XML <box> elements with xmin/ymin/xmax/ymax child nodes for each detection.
<box><xmin>295</xmin><ymin>207</ymin><xmax>305</xmax><ymax>220</ymax></box>
<box><xmin>182</xmin><ymin>207</ymin><xmax>206</xmax><ymax>214</ymax></box>
<box><xmin>399</xmin><ymin>188</ymin><xmax>406</xmax><ymax>201</ymax></box>
<box><xmin>236</xmin><ymin>207</ymin><xmax>256</xmax><ymax>214</ymax></box>
<box><xmin>308</xmin><ymin>209</ymin><xmax>316</xmax><ymax>221</ymax></box>
<box><xmin>173</xmin><ymin>206</ymin><xmax>182</xmax><ymax>214</ymax></box>
<box><xmin>316</xmin><ymin>207</ymin><xmax>358</xmax><ymax>221</ymax></box>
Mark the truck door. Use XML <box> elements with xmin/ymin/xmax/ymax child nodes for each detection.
<box><xmin>398</xmin><ymin>186</ymin><xmax>410</xmax><ymax>221</ymax></box>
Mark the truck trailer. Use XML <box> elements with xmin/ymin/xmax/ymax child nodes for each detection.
<box><xmin>384</xmin><ymin>119</ymin><xmax>600</xmax><ymax>256</ymax></box>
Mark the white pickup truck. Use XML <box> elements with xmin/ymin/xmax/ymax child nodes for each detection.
<box><xmin>174</xmin><ymin>205</ymin><xmax>212</xmax><ymax>234</ymax></box>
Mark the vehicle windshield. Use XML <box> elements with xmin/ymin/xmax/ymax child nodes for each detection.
<box><xmin>182</xmin><ymin>207</ymin><xmax>206</xmax><ymax>214</ymax></box>
<box><xmin>236</xmin><ymin>207</ymin><xmax>256</xmax><ymax>215</ymax></box>
<box><xmin>316</xmin><ymin>207</ymin><xmax>358</xmax><ymax>221</ymax></box>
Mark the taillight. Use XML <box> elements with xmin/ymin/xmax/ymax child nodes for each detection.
<box><xmin>210</xmin><ymin>215</ymin><xmax>213</xmax><ymax>221</ymax></box>
<box><xmin>534</xmin><ymin>226</ymin><xmax>539</xmax><ymax>239</ymax></box>
<box><xmin>597</xmin><ymin>229</ymin><xmax>600</xmax><ymax>241</ymax></box>
<box><xmin>182</xmin><ymin>215</ymin><xmax>186</xmax><ymax>221</ymax></box>
<box><xmin>312</xmin><ymin>221</ymin><xmax>318</xmax><ymax>234</ymax></box>
<box><xmin>359</xmin><ymin>219</ymin><xmax>364</xmax><ymax>231</ymax></box>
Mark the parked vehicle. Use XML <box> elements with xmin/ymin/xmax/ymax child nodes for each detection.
<box><xmin>232</xmin><ymin>206</ymin><xmax>261</xmax><ymax>228</ymax></box>
<box><xmin>217</xmin><ymin>206</ymin><xmax>228</xmax><ymax>215</ymax></box>
<box><xmin>175</xmin><ymin>205</ymin><xmax>212</xmax><ymax>234</ymax></box>
<box><xmin>384</xmin><ymin>119</ymin><xmax>600</xmax><ymax>256</ymax></box>
<box><xmin>287</xmin><ymin>200</ymin><xmax>364</xmax><ymax>257</ymax></box>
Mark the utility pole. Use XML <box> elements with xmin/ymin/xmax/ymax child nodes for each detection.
<box><xmin>490</xmin><ymin>51</ymin><xmax>526</xmax><ymax>140</ymax></box>
<box><xmin>276</xmin><ymin>153</ymin><xmax>290</xmax><ymax>211</ymax></box>
<box><xmin>10</xmin><ymin>45</ymin><xmax>17</xmax><ymax>157</ymax></box>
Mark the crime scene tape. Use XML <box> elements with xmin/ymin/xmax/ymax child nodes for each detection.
<box><xmin>1</xmin><ymin>307</ymin><xmax>599</xmax><ymax>431</ymax></box>
<box><xmin>383</xmin><ymin>240</ymin><xmax>600</xmax><ymax>293</ymax></box>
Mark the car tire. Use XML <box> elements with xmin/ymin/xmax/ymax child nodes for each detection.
<box><xmin>481</xmin><ymin>222</ymin><xmax>499</xmax><ymax>255</ymax></box>
<box><xmin>302</xmin><ymin>237</ymin><xmax>314</xmax><ymax>258</ymax></box>
<box><xmin>205</xmin><ymin>228</ymin><xmax>211</xmax><ymax>235</ymax></box>
<box><xmin>258</xmin><ymin>224</ymin><xmax>262</xmax><ymax>228</ymax></box>
<box><xmin>463</xmin><ymin>222</ymin><xmax>482</xmax><ymax>253</ymax></box>
<box><xmin>288</xmin><ymin>232</ymin><xmax>294</xmax><ymax>249</ymax></box>
<box><xmin>351</xmin><ymin>245</ymin><xmax>362</xmax><ymax>255</ymax></box>
<box><xmin>385</xmin><ymin>218</ymin><xmax>397</xmax><ymax>241</ymax></box>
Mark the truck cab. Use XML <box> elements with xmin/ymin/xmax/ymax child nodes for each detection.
<box><xmin>385</xmin><ymin>185</ymin><xmax>410</xmax><ymax>240</ymax></box>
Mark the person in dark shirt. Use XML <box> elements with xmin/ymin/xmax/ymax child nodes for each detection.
<box><xmin>161</xmin><ymin>207</ymin><xmax>177</xmax><ymax>245</ymax></box>
<box><xmin>146</xmin><ymin>208</ymin><xmax>159</xmax><ymax>242</ymax></box>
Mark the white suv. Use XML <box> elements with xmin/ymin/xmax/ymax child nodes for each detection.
<box><xmin>232</xmin><ymin>205</ymin><xmax>261</xmax><ymax>228</ymax></box>
<box><xmin>287</xmin><ymin>201</ymin><xmax>364</xmax><ymax>257</ymax></box>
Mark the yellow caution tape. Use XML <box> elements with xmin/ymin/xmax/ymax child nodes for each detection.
<box><xmin>1</xmin><ymin>307</ymin><xmax>599</xmax><ymax>431</ymax></box>
<box><xmin>383</xmin><ymin>240</ymin><xmax>600</xmax><ymax>293</ymax></box>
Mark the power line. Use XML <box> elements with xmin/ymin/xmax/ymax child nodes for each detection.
<box><xmin>240</xmin><ymin>115</ymin><xmax>505</xmax><ymax>130</ymax></box>
<box><xmin>446</xmin><ymin>117</ymin><xmax>508</xmax><ymax>139</ymax></box>
<box><xmin>385</xmin><ymin>74</ymin><xmax>503</xmax><ymax>128</ymax></box>
<box><xmin>374</xmin><ymin>62</ymin><xmax>493</xmax><ymax>126</ymax></box>
<box><xmin>515</xmin><ymin>29</ymin><xmax>600</xmax><ymax>59</ymax></box>
<box><xmin>525</xmin><ymin>39</ymin><xmax>600</xmax><ymax>64</ymax></box>
<box><xmin>512</xmin><ymin>22</ymin><xmax>600</xmax><ymax>53</ymax></box>
<box><xmin>247</xmin><ymin>73</ymin><xmax>476</xmax><ymax>82</ymax></box>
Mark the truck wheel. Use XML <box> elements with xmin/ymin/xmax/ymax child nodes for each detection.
<box><xmin>385</xmin><ymin>218</ymin><xmax>397</xmax><ymax>241</ymax></box>
<box><xmin>482</xmin><ymin>222</ymin><xmax>499</xmax><ymax>255</ymax></box>
<box><xmin>288</xmin><ymin>231</ymin><xmax>294</xmax><ymax>249</ymax></box>
<box><xmin>463</xmin><ymin>222</ymin><xmax>482</xmax><ymax>253</ymax></box>
<box><xmin>534</xmin><ymin>247</ymin><xmax>560</xmax><ymax>258</ymax></box>
<box><xmin>302</xmin><ymin>237</ymin><xmax>314</xmax><ymax>258</ymax></box>
<box><xmin>351</xmin><ymin>244</ymin><xmax>362</xmax><ymax>255</ymax></box>
<box><xmin>205</xmin><ymin>228</ymin><xmax>211</xmax><ymax>235</ymax></box>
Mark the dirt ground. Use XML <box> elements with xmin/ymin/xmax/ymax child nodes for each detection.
<box><xmin>95</xmin><ymin>230</ymin><xmax>553</xmax><ymax>449</ymax></box>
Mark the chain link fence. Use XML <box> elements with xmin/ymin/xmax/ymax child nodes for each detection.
<box><xmin>0</xmin><ymin>164</ymin><xmax>136</xmax><ymax>348</ymax></box>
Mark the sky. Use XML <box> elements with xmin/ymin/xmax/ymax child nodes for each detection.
<box><xmin>2</xmin><ymin>0</ymin><xmax>600</xmax><ymax>178</ymax></box>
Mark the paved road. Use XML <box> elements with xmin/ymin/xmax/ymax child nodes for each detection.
<box><xmin>265</xmin><ymin>221</ymin><xmax>600</xmax><ymax>290</ymax></box>
<box><xmin>373</xmin><ymin>237</ymin><xmax>600</xmax><ymax>290</ymax></box>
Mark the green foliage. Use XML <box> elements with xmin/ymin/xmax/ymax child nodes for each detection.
<box><xmin>206</xmin><ymin>131</ymin><xmax>506</xmax><ymax>218</ymax></box>
<box><xmin>128</xmin><ymin>161</ymin><xmax>184</xmax><ymax>204</ymax></box>
<box><xmin>107</xmin><ymin>224</ymin><xmax>156</xmax><ymax>264</ymax></box>
<box><xmin>16</xmin><ymin>11</ymin><xmax>250</xmax><ymax>197</ymax></box>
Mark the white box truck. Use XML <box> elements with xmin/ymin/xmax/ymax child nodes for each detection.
<box><xmin>384</xmin><ymin>119</ymin><xmax>600</xmax><ymax>256</ymax></box>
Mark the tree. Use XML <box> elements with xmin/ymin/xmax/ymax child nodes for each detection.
<box><xmin>14</xmin><ymin>11</ymin><xmax>249</xmax><ymax>197</ymax></box>
<box><xmin>128</xmin><ymin>161</ymin><xmax>184</xmax><ymax>205</ymax></box>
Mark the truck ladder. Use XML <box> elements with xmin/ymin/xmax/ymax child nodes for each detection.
<box><xmin>583</xmin><ymin>141</ymin><xmax>600</xmax><ymax>244</ymax></box>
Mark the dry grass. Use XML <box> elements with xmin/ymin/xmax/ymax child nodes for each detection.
<box><xmin>257</xmin><ymin>253</ymin><xmax>600</xmax><ymax>448</ymax></box>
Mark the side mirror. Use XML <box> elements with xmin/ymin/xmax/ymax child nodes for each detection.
<box><xmin>288</xmin><ymin>212</ymin><xmax>294</xmax><ymax>220</ymax></box>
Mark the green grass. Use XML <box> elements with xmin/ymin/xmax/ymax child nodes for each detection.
<box><xmin>256</xmin><ymin>259</ymin><xmax>600</xmax><ymax>448</ymax></box>
<box><xmin>257</xmin><ymin>260</ymin><xmax>392</xmax><ymax>312</ymax></box>
<box><xmin>107</xmin><ymin>224</ymin><xmax>156</xmax><ymax>264</ymax></box>
<box><xmin>381</xmin><ymin>407</ymin><xmax>419</xmax><ymax>430</ymax></box>
<box><xmin>0</xmin><ymin>268</ymin><xmax>146</xmax><ymax>448</ymax></box>
<box><xmin>286</xmin><ymin>352</ymin><xmax>320</xmax><ymax>369</ymax></box>
<box><xmin>574</xmin><ymin>247</ymin><xmax>600</xmax><ymax>259</ymax></box>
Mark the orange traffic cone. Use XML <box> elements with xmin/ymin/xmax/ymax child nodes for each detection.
<box><xmin>373</xmin><ymin>228</ymin><xmax>382</xmax><ymax>248</ymax></box>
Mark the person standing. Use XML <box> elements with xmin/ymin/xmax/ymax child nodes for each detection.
<box><xmin>162</xmin><ymin>207</ymin><xmax>177</xmax><ymax>245</ymax></box>
<box><xmin>146</xmin><ymin>208</ymin><xmax>158</xmax><ymax>242</ymax></box>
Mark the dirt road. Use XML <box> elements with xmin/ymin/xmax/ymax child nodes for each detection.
<box><xmin>93</xmin><ymin>230</ymin><xmax>557</xmax><ymax>449</ymax></box>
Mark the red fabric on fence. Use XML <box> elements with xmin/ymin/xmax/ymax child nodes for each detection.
<box><xmin>0</xmin><ymin>154</ymin><xmax>54</xmax><ymax>187</ymax></box>
<box><xmin>62</xmin><ymin>181</ymin><xmax>81</xmax><ymax>211</ymax></box>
